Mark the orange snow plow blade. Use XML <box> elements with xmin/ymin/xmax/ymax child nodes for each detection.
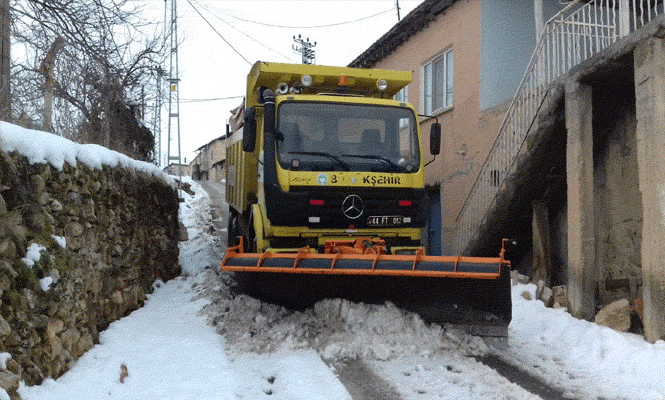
<box><xmin>222</xmin><ymin>238</ymin><xmax>512</xmax><ymax>337</ymax></box>
<box><xmin>222</xmin><ymin>237</ymin><xmax>505</xmax><ymax>280</ymax></box>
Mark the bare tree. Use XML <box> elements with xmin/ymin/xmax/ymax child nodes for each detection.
<box><xmin>0</xmin><ymin>0</ymin><xmax>10</xmax><ymax>121</ymax></box>
<box><xmin>10</xmin><ymin>0</ymin><xmax>165</xmax><ymax>160</ymax></box>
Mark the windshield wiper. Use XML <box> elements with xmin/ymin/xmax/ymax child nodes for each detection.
<box><xmin>286</xmin><ymin>151</ymin><xmax>351</xmax><ymax>171</ymax></box>
<box><xmin>341</xmin><ymin>154</ymin><xmax>401</xmax><ymax>172</ymax></box>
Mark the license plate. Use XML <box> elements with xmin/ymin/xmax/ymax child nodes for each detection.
<box><xmin>367</xmin><ymin>216</ymin><xmax>403</xmax><ymax>227</ymax></box>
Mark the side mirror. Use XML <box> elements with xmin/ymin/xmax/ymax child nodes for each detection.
<box><xmin>430</xmin><ymin>122</ymin><xmax>441</xmax><ymax>155</ymax></box>
<box><xmin>242</xmin><ymin>106</ymin><xmax>257</xmax><ymax>152</ymax></box>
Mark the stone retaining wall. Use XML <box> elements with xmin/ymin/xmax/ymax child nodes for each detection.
<box><xmin>0</xmin><ymin>149</ymin><xmax>180</xmax><ymax>397</ymax></box>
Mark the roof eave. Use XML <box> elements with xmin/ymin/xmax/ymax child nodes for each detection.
<box><xmin>348</xmin><ymin>0</ymin><xmax>458</xmax><ymax>69</ymax></box>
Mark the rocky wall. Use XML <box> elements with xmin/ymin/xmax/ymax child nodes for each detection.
<box><xmin>0</xmin><ymin>150</ymin><xmax>180</xmax><ymax>397</ymax></box>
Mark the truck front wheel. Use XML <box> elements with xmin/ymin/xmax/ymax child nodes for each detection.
<box><xmin>227</xmin><ymin>211</ymin><xmax>241</xmax><ymax>249</ymax></box>
<box><xmin>228</xmin><ymin>209</ymin><xmax>257</xmax><ymax>253</ymax></box>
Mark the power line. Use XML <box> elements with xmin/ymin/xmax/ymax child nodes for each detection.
<box><xmin>180</xmin><ymin>95</ymin><xmax>244</xmax><ymax>103</ymax></box>
<box><xmin>185</xmin><ymin>0</ymin><xmax>252</xmax><ymax>65</ymax></box>
<box><xmin>219</xmin><ymin>7</ymin><xmax>397</xmax><ymax>29</ymax></box>
<box><xmin>193</xmin><ymin>0</ymin><xmax>297</xmax><ymax>63</ymax></box>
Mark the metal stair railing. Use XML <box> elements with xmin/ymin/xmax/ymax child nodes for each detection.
<box><xmin>453</xmin><ymin>0</ymin><xmax>664</xmax><ymax>254</ymax></box>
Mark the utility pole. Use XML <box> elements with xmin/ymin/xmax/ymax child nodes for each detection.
<box><xmin>0</xmin><ymin>0</ymin><xmax>10</xmax><ymax>121</ymax></box>
<box><xmin>39</xmin><ymin>36</ymin><xmax>66</xmax><ymax>132</ymax></box>
<box><xmin>167</xmin><ymin>0</ymin><xmax>182</xmax><ymax>177</ymax></box>
<box><xmin>292</xmin><ymin>35</ymin><xmax>316</xmax><ymax>65</ymax></box>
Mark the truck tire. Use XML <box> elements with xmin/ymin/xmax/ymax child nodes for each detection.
<box><xmin>247</xmin><ymin>213</ymin><xmax>257</xmax><ymax>253</ymax></box>
<box><xmin>228</xmin><ymin>211</ymin><xmax>240</xmax><ymax>248</ymax></box>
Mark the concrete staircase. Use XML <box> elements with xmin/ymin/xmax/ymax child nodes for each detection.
<box><xmin>453</xmin><ymin>0</ymin><xmax>664</xmax><ymax>255</ymax></box>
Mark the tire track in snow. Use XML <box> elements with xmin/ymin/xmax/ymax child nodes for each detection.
<box><xmin>328</xmin><ymin>358</ymin><xmax>402</xmax><ymax>400</ymax></box>
<box><xmin>477</xmin><ymin>354</ymin><xmax>567</xmax><ymax>399</ymax></box>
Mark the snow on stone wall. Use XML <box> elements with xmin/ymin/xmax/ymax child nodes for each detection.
<box><xmin>0</xmin><ymin>123</ymin><xmax>181</xmax><ymax>397</ymax></box>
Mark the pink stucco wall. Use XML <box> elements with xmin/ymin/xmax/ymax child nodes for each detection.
<box><xmin>370</xmin><ymin>0</ymin><xmax>508</xmax><ymax>252</ymax></box>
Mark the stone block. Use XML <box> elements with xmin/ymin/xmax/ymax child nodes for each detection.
<box><xmin>595</xmin><ymin>299</ymin><xmax>631</xmax><ymax>332</ymax></box>
<box><xmin>539</xmin><ymin>286</ymin><xmax>554</xmax><ymax>307</ymax></box>
<box><xmin>46</xmin><ymin>319</ymin><xmax>64</xmax><ymax>340</ymax></box>
<box><xmin>552</xmin><ymin>285</ymin><xmax>568</xmax><ymax>309</ymax></box>
<box><xmin>0</xmin><ymin>370</ymin><xmax>19</xmax><ymax>396</ymax></box>
<box><xmin>0</xmin><ymin>316</ymin><xmax>11</xmax><ymax>338</ymax></box>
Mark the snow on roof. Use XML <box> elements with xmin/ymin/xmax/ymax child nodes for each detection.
<box><xmin>0</xmin><ymin>122</ymin><xmax>174</xmax><ymax>187</ymax></box>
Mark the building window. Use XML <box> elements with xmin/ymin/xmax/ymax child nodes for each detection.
<box><xmin>394</xmin><ymin>86</ymin><xmax>408</xmax><ymax>103</ymax></box>
<box><xmin>423</xmin><ymin>49</ymin><xmax>453</xmax><ymax>115</ymax></box>
<box><xmin>394</xmin><ymin>86</ymin><xmax>409</xmax><ymax>129</ymax></box>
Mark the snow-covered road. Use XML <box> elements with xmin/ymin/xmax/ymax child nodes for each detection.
<box><xmin>18</xmin><ymin>179</ymin><xmax>665</xmax><ymax>400</ymax></box>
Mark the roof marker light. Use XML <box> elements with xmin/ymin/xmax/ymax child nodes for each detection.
<box><xmin>301</xmin><ymin>75</ymin><xmax>312</xmax><ymax>87</ymax></box>
<box><xmin>338</xmin><ymin>75</ymin><xmax>348</xmax><ymax>86</ymax></box>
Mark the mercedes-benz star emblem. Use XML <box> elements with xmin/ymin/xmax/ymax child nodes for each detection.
<box><xmin>342</xmin><ymin>194</ymin><xmax>364</xmax><ymax>220</ymax></box>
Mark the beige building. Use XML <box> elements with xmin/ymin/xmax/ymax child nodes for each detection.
<box><xmin>191</xmin><ymin>135</ymin><xmax>226</xmax><ymax>182</ymax></box>
<box><xmin>351</xmin><ymin>0</ymin><xmax>665</xmax><ymax>342</ymax></box>
<box><xmin>163</xmin><ymin>162</ymin><xmax>191</xmax><ymax>177</ymax></box>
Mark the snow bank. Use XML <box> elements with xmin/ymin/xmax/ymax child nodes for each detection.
<box><xmin>505</xmin><ymin>283</ymin><xmax>665</xmax><ymax>399</ymax></box>
<box><xmin>178</xmin><ymin>180</ymin><xmax>224</xmax><ymax>276</ymax></box>
<box><xmin>0</xmin><ymin>122</ymin><xmax>173</xmax><ymax>186</ymax></box>
<box><xmin>196</xmin><ymin>269</ymin><xmax>488</xmax><ymax>363</ymax></box>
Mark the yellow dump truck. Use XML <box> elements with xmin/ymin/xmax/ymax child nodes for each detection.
<box><xmin>222</xmin><ymin>62</ymin><xmax>511</xmax><ymax>336</ymax></box>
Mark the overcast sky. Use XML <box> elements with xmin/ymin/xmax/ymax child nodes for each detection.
<box><xmin>139</xmin><ymin>0</ymin><xmax>423</xmax><ymax>166</ymax></box>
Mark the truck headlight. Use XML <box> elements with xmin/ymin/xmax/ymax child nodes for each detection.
<box><xmin>377</xmin><ymin>79</ymin><xmax>388</xmax><ymax>91</ymax></box>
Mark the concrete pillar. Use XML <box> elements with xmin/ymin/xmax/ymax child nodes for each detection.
<box><xmin>565</xmin><ymin>80</ymin><xmax>596</xmax><ymax>320</ymax></box>
<box><xmin>532</xmin><ymin>201</ymin><xmax>551</xmax><ymax>286</ymax></box>
<box><xmin>634</xmin><ymin>37</ymin><xmax>665</xmax><ymax>343</ymax></box>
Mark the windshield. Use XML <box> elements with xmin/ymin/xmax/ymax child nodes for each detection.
<box><xmin>276</xmin><ymin>102</ymin><xmax>420</xmax><ymax>173</ymax></box>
